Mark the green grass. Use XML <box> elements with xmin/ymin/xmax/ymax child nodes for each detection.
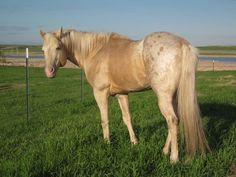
<box><xmin>0</xmin><ymin>66</ymin><xmax>236</xmax><ymax>177</ymax></box>
<box><xmin>197</xmin><ymin>46</ymin><xmax>236</xmax><ymax>55</ymax></box>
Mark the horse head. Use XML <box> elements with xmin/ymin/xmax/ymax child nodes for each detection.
<box><xmin>40</xmin><ymin>27</ymin><xmax>67</xmax><ymax>78</ymax></box>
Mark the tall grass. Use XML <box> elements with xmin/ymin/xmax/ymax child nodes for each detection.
<box><xmin>0</xmin><ymin>66</ymin><xmax>235</xmax><ymax>177</ymax></box>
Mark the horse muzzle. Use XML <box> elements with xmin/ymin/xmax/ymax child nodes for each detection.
<box><xmin>45</xmin><ymin>67</ymin><xmax>56</xmax><ymax>78</ymax></box>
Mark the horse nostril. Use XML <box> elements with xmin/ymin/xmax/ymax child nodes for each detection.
<box><xmin>50</xmin><ymin>67</ymin><xmax>54</xmax><ymax>73</ymax></box>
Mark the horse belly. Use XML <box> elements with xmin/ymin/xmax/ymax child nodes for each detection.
<box><xmin>109</xmin><ymin>71</ymin><xmax>150</xmax><ymax>95</ymax></box>
<box><xmin>109</xmin><ymin>53</ymin><xmax>150</xmax><ymax>94</ymax></box>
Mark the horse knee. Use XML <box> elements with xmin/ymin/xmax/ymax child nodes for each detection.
<box><xmin>158</xmin><ymin>100</ymin><xmax>178</xmax><ymax>127</ymax></box>
<box><xmin>168</xmin><ymin>116</ymin><xmax>179</xmax><ymax>126</ymax></box>
<box><xmin>165</xmin><ymin>117</ymin><xmax>178</xmax><ymax>132</ymax></box>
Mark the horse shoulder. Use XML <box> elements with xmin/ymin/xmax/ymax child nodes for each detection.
<box><xmin>84</xmin><ymin>49</ymin><xmax>110</xmax><ymax>91</ymax></box>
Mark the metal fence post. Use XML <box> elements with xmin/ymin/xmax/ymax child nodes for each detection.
<box><xmin>80</xmin><ymin>69</ymin><xmax>84</xmax><ymax>102</ymax></box>
<box><xmin>213</xmin><ymin>59</ymin><xmax>215</xmax><ymax>72</ymax></box>
<box><xmin>26</xmin><ymin>48</ymin><xmax>30</xmax><ymax>123</ymax></box>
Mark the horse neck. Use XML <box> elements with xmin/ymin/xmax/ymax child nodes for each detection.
<box><xmin>64</xmin><ymin>31</ymin><xmax>111</xmax><ymax>68</ymax></box>
<box><xmin>61</xmin><ymin>32</ymin><xmax>80</xmax><ymax>67</ymax></box>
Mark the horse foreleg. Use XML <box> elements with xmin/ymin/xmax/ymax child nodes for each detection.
<box><xmin>116</xmin><ymin>94</ymin><xmax>138</xmax><ymax>145</ymax></box>
<box><xmin>93</xmin><ymin>89</ymin><xmax>110</xmax><ymax>143</ymax></box>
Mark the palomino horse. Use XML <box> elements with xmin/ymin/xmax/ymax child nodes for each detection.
<box><xmin>40</xmin><ymin>27</ymin><xmax>209</xmax><ymax>163</ymax></box>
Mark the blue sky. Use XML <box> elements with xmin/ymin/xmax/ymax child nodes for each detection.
<box><xmin>0</xmin><ymin>0</ymin><xmax>235</xmax><ymax>46</ymax></box>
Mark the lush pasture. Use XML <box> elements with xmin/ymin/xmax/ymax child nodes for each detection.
<box><xmin>0</xmin><ymin>66</ymin><xmax>236</xmax><ymax>177</ymax></box>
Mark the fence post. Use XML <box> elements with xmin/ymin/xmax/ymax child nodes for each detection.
<box><xmin>213</xmin><ymin>59</ymin><xmax>215</xmax><ymax>72</ymax></box>
<box><xmin>80</xmin><ymin>69</ymin><xmax>84</xmax><ymax>102</ymax></box>
<box><xmin>26</xmin><ymin>48</ymin><xmax>30</xmax><ymax>123</ymax></box>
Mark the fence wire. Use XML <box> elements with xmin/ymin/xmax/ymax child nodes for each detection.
<box><xmin>1</xmin><ymin>54</ymin><xmax>236</xmax><ymax>124</ymax></box>
<box><xmin>0</xmin><ymin>56</ymin><xmax>87</xmax><ymax>124</ymax></box>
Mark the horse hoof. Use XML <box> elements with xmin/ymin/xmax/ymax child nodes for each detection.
<box><xmin>163</xmin><ymin>147</ymin><xmax>169</xmax><ymax>155</ymax></box>
<box><xmin>170</xmin><ymin>156</ymin><xmax>179</xmax><ymax>164</ymax></box>
<box><xmin>131</xmin><ymin>138</ymin><xmax>138</xmax><ymax>145</ymax></box>
<box><xmin>132</xmin><ymin>141</ymin><xmax>138</xmax><ymax>145</ymax></box>
<box><xmin>104</xmin><ymin>138</ymin><xmax>111</xmax><ymax>144</ymax></box>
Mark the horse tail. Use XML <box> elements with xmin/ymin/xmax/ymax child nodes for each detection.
<box><xmin>177</xmin><ymin>44</ymin><xmax>210</xmax><ymax>156</ymax></box>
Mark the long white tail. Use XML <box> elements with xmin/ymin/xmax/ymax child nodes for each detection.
<box><xmin>177</xmin><ymin>45</ymin><xmax>209</xmax><ymax>156</ymax></box>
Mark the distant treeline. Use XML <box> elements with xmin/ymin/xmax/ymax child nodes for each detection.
<box><xmin>1</xmin><ymin>44</ymin><xmax>236</xmax><ymax>56</ymax></box>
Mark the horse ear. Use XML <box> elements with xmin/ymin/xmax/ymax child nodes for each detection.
<box><xmin>56</xmin><ymin>27</ymin><xmax>63</xmax><ymax>39</ymax></box>
<box><xmin>40</xmin><ymin>30</ymin><xmax>46</xmax><ymax>38</ymax></box>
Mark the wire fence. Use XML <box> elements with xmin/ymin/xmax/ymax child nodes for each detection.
<box><xmin>0</xmin><ymin>51</ymin><xmax>87</xmax><ymax>124</ymax></box>
<box><xmin>1</xmin><ymin>50</ymin><xmax>236</xmax><ymax>124</ymax></box>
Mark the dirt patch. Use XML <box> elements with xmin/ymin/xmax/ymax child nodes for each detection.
<box><xmin>218</xmin><ymin>75</ymin><xmax>235</xmax><ymax>81</ymax></box>
<box><xmin>0</xmin><ymin>83</ymin><xmax>25</xmax><ymax>91</ymax></box>
<box><xmin>215</xmin><ymin>79</ymin><xmax>236</xmax><ymax>87</ymax></box>
<box><xmin>227</xmin><ymin>80</ymin><xmax>236</xmax><ymax>86</ymax></box>
<box><xmin>228</xmin><ymin>163</ymin><xmax>236</xmax><ymax>177</ymax></box>
<box><xmin>223</xmin><ymin>75</ymin><xmax>234</xmax><ymax>79</ymax></box>
<box><xmin>197</xmin><ymin>61</ymin><xmax>236</xmax><ymax>71</ymax></box>
<box><xmin>214</xmin><ymin>75</ymin><xmax>236</xmax><ymax>86</ymax></box>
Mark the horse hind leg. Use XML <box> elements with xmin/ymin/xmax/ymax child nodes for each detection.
<box><xmin>151</xmin><ymin>81</ymin><xmax>179</xmax><ymax>163</ymax></box>
<box><xmin>163</xmin><ymin>129</ymin><xmax>171</xmax><ymax>155</ymax></box>
<box><xmin>158</xmin><ymin>93</ymin><xmax>179</xmax><ymax>163</ymax></box>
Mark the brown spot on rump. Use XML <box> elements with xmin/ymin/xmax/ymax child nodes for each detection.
<box><xmin>150</xmin><ymin>56</ymin><xmax>155</xmax><ymax>61</ymax></box>
<box><xmin>158</xmin><ymin>35</ymin><xmax>161</xmax><ymax>38</ymax></box>
<box><xmin>153</xmin><ymin>40</ymin><xmax>157</xmax><ymax>43</ymax></box>
<box><xmin>156</xmin><ymin>47</ymin><xmax>164</xmax><ymax>56</ymax></box>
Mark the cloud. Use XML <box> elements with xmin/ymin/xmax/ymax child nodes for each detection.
<box><xmin>0</xmin><ymin>26</ymin><xmax>31</xmax><ymax>32</ymax></box>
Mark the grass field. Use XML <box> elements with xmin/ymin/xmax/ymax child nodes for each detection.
<box><xmin>0</xmin><ymin>66</ymin><xmax>236</xmax><ymax>177</ymax></box>
<box><xmin>198</xmin><ymin>46</ymin><xmax>236</xmax><ymax>56</ymax></box>
<box><xmin>0</xmin><ymin>45</ymin><xmax>42</xmax><ymax>55</ymax></box>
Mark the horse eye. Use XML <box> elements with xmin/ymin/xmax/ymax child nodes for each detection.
<box><xmin>56</xmin><ymin>46</ymin><xmax>61</xmax><ymax>50</ymax></box>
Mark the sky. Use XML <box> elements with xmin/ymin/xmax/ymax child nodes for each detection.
<box><xmin>0</xmin><ymin>0</ymin><xmax>235</xmax><ymax>46</ymax></box>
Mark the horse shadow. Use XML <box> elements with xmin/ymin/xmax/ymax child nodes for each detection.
<box><xmin>132</xmin><ymin>103</ymin><xmax>236</xmax><ymax>152</ymax></box>
<box><xmin>200</xmin><ymin>103</ymin><xmax>236</xmax><ymax>150</ymax></box>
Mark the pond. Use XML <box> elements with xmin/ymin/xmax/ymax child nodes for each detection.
<box><xmin>3</xmin><ymin>55</ymin><xmax>236</xmax><ymax>63</ymax></box>
<box><xmin>199</xmin><ymin>56</ymin><xmax>236</xmax><ymax>62</ymax></box>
